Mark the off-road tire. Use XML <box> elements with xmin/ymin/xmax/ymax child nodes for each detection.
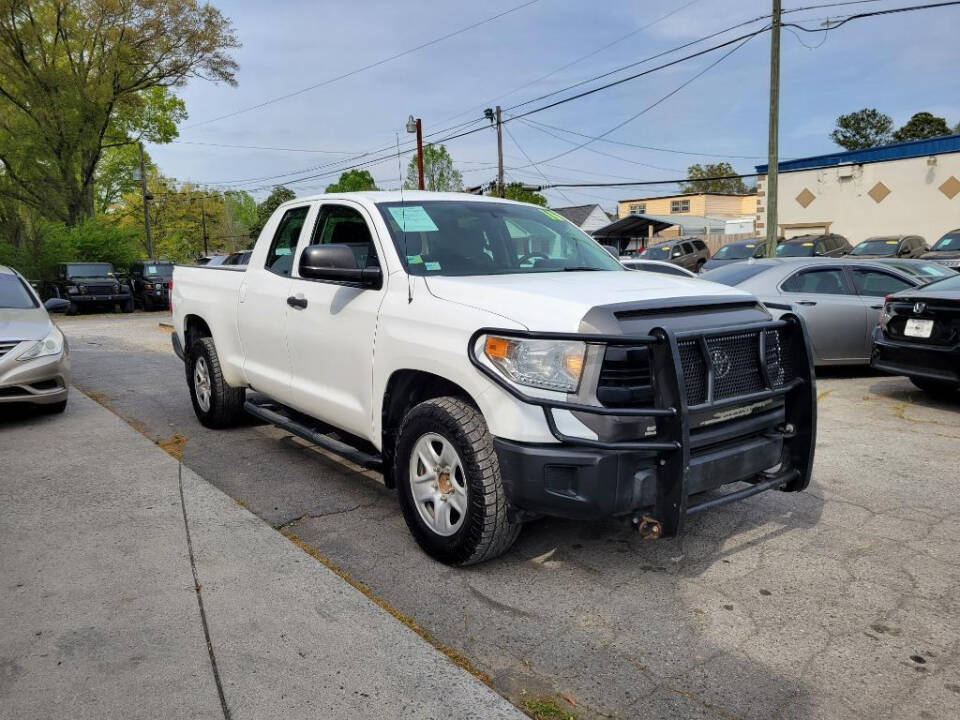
<box><xmin>395</xmin><ymin>397</ymin><xmax>520</xmax><ymax>565</ymax></box>
<box><xmin>910</xmin><ymin>376</ymin><xmax>960</xmax><ymax>394</ymax></box>
<box><xmin>186</xmin><ymin>337</ymin><xmax>246</xmax><ymax>428</ymax></box>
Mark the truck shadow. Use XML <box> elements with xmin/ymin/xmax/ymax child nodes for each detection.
<box><xmin>866</xmin><ymin>375</ymin><xmax>960</xmax><ymax>411</ymax></box>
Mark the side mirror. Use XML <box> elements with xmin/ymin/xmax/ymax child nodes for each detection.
<box><xmin>298</xmin><ymin>244</ymin><xmax>382</xmax><ymax>289</ymax></box>
<box><xmin>44</xmin><ymin>298</ymin><xmax>71</xmax><ymax>314</ymax></box>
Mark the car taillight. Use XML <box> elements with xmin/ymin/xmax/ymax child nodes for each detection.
<box><xmin>878</xmin><ymin>295</ymin><xmax>893</xmax><ymax>325</ymax></box>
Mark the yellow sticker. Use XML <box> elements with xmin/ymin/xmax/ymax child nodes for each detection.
<box><xmin>539</xmin><ymin>208</ymin><xmax>564</xmax><ymax>221</ymax></box>
<box><xmin>662</xmin><ymin>245</ymin><xmax>671</xmax><ymax>250</ymax></box>
<box><xmin>886</xmin><ymin>240</ymin><xmax>898</xmax><ymax>245</ymax></box>
<box><xmin>802</xmin><ymin>242</ymin><xmax>814</xmax><ymax>247</ymax></box>
<box><xmin>745</xmin><ymin>244</ymin><xmax>755</xmax><ymax>248</ymax></box>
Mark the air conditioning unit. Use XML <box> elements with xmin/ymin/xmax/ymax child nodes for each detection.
<box><xmin>836</xmin><ymin>165</ymin><xmax>854</xmax><ymax>179</ymax></box>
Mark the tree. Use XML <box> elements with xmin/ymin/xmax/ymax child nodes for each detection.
<box><xmin>404</xmin><ymin>145</ymin><xmax>462</xmax><ymax>192</ymax></box>
<box><xmin>249</xmin><ymin>186</ymin><xmax>296</xmax><ymax>239</ymax></box>
<box><xmin>0</xmin><ymin>0</ymin><xmax>239</xmax><ymax>226</ymax></box>
<box><xmin>681</xmin><ymin>163</ymin><xmax>748</xmax><ymax>194</ymax></box>
<box><xmin>892</xmin><ymin>112</ymin><xmax>952</xmax><ymax>142</ymax></box>
<box><xmin>829</xmin><ymin>108</ymin><xmax>893</xmax><ymax>150</ymax></box>
<box><xmin>325</xmin><ymin>169</ymin><xmax>378</xmax><ymax>193</ymax></box>
<box><xmin>493</xmin><ymin>183</ymin><xmax>547</xmax><ymax>206</ymax></box>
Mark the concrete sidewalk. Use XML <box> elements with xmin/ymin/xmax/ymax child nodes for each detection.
<box><xmin>0</xmin><ymin>392</ymin><xmax>522</xmax><ymax>720</ymax></box>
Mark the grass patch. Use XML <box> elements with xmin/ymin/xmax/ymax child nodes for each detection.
<box><xmin>520</xmin><ymin>696</ymin><xmax>577</xmax><ymax>720</ymax></box>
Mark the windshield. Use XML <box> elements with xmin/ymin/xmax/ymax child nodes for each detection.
<box><xmin>713</xmin><ymin>243</ymin><xmax>757</xmax><ymax>260</ymax></box>
<box><xmin>776</xmin><ymin>241</ymin><xmax>816</xmax><ymax>257</ymax></box>
<box><xmin>144</xmin><ymin>263</ymin><xmax>174</xmax><ymax>278</ymax></box>
<box><xmin>851</xmin><ymin>238</ymin><xmax>898</xmax><ymax>255</ymax></box>
<box><xmin>66</xmin><ymin>263</ymin><xmax>114</xmax><ymax>278</ymax></box>
<box><xmin>0</xmin><ymin>273</ymin><xmax>38</xmax><ymax>309</ymax></box>
<box><xmin>931</xmin><ymin>233</ymin><xmax>960</xmax><ymax>252</ymax></box>
<box><xmin>701</xmin><ymin>263</ymin><xmax>771</xmax><ymax>286</ymax></box>
<box><xmin>639</xmin><ymin>245</ymin><xmax>672</xmax><ymax>260</ymax></box>
<box><xmin>376</xmin><ymin>201</ymin><xmax>623</xmax><ymax>276</ymax></box>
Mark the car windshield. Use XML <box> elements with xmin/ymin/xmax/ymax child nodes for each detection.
<box><xmin>713</xmin><ymin>243</ymin><xmax>757</xmax><ymax>260</ymax></box>
<box><xmin>376</xmin><ymin>200</ymin><xmax>624</xmax><ymax>276</ymax></box>
<box><xmin>145</xmin><ymin>263</ymin><xmax>174</xmax><ymax>278</ymax></box>
<box><xmin>776</xmin><ymin>242</ymin><xmax>816</xmax><ymax>257</ymax></box>
<box><xmin>701</xmin><ymin>263</ymin><xmax>771</xmax><ymax>286</ymax></box>
<box><xmin>67</xmin><ymin>263</ymin><xmax>114</xmax><ymax>278</ymax></box>
<box><xmin>851</xmin><ymin>239</ymin><xmax>899</xmax><ymax>255</ymax></box>
<box><xmin>639</xmin><ymin>245</ymin><xmax>672</xmax><ymax>260</ymax></box>
<box><xmin>0</xmin><ymin>273</ymin><xmax>38</xmax><ymax>309</ymax></box>
<box><xmin>931</xmin><ymin>233</ymin><xmax>960</xmax><ymax>252</ymax></box>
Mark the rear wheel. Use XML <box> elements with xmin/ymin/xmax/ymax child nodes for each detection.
<box><xmin>186</xmin><ymin>337</ymin><xmax>246</xmax><ymax>428</ymax></box>
<box><xmin>695</xmin><ymin>259</ymin><xmax>706</xmax><ymax>273</ymax></box>
<box><xmin>910</xmin><ymin>376</ymin><xmax>960</xmax><ymax>394</ymax></box>
<box><xmin>121</xmin><ymin>298</ymin><xmax>134</xmax><ymax>313</ymax></box>
<box><xmin>395</xmin><ymin>397</ymin><xmax>520</xmax><ymax>565</ymax></box>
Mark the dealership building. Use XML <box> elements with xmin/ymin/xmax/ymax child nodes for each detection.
<box><xmin>755</xmin><ymin>134</ymin><xmax>960</xmax><ymax>245</ymax></box>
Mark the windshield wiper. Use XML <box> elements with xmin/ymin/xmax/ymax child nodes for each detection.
<box><xmin>562</xmin><ymin>266</ymin><xmax>603</xmax><ymax>272</ymax></box>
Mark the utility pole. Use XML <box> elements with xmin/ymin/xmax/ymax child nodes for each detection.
<box><xmin>199</xmin><ymin>195</ymin><xmax>209</xmax><ymax>256</ymax></box>
<box><xmin>138</xmin><ymin>141</ymin><xmax>154</xmax><ymax>258</ymax></box>
<box><xmin>495</xmin><ymin>105</ymin><xmax>504</xmax><ymax>198</ymax></box>
<box><xmin>406</xmin><ymin>115</ymin><xmax>425</xmax><ymax>190</ymax></box>
<box><xmin>765</xmin><ymin>0</ymin><xmax>781</xmax><ymax>259</ymax></box>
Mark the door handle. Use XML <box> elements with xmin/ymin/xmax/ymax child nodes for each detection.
<box><xmin>869</xmin><ymin>304</ymin><xmax>882</xmax><ymax>310</ymax></box>
<box><xmin>796</xmin><ymin>300</ymin><xmax>817</xmax><ymax>306</ymax></box>
<box><xmin>286</xmin><ymin>295</ymin><xmax>308</xmax><ymax>309</ymax></box>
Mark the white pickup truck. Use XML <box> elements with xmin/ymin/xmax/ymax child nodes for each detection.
<box><xmin>172</xmin><ymin>191</ymin><xmax>816</xmax><ymax>565</ymax></box>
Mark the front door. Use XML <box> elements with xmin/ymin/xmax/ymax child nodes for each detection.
<box><xmin>780</xmin><ymin>266</ymin><xmax>866</xmax><ymax>362</ymax></box>
<box><xmin>284</xmin><ymin>202</ymin><xmax>387</xmax><ymax>440</ymax></box>
<box><xmin>237</xmin><ymin>203</ymin><xmax>312</xmax><ymax>401</ymax></box>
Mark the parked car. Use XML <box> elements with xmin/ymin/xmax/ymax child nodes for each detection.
<box><xmin>129</xmin><ymin>259</ymin><xmax>174</xmax><ymax>311</ymax></box>
<box><xmin>701</xmin><ymin>238</ymin><xmax>767</xmax><ymax>271</ymax></box>
<box><xmin>222</xmin><ymin>250</ymin><xmax>253</xmax><ymax>266</ymax></box>
<box><xmin>620</xmin><ymin>258</ymin><xmax>697</xmax><ymax>278</ymax></box>
<box><xmin>702</xmin><ymin>257</ymin><xmax>928</xmax><ymax>365</ymax></box>
<box><xmin>776</xmin><ymin>233</ymin><xmax>852</xmax><ymax>258</ymax></box>
<box><xmin>849</xmin><ymin>235</ymin><xmax>927</xmax><ymax>258</ymax></box>
<box><xmin>1</xmin><ymin>265</ymin><xmax>71</xmax><ymax>413</ymax></box>
<box><xmin>639</xmin><ymin>237</ymin><xmax>710</xmax><ymax>272</ymax></box>
<box><xmin>920</xmin><ymin>228</ymin><xmax>960</xmax><ymax>269</ymax></box>
<box><xmin>872</xmin><ymin>273</ymin><xmax>960</xmax><ymax>394</ymax></box>
<box><xmin>41</xmin><ymin>262</ymin><xmax>133</xmax><ymax>315</ymax></box>
<box><xmin>172</xmin><ymin>191</ymin><xmax>815</xmax><ymax>565</ymax></box>
<box><xmin>195</xmin><ymin>254</ymin><xmax>229</xmax><ymax>266</ymax></box>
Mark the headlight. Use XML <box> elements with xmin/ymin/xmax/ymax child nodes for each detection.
<box><xmin>483</xmin><ymin>335</ymin><xmax>585</xmax><ymax>392</ymax></box>
<box><xmin>17</xmin><ymin>326</ymin><xmax>65</xmax><ymax>362</ymax></box>
<box><xmin>144</xmin><ymin>282</ymin><xmax>154</xmax><ymax>290</ymax></box>
<box><xmin>66</xmin><ymin>285</ymin><xmax>79</xmax><ymax>294</ymax></box>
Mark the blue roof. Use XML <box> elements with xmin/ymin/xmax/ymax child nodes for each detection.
<box><xmin>756</xmin><ymin>133</ymin><xmax>960</xmax><ymax>173</ymax></box>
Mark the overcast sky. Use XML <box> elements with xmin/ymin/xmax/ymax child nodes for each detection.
<box><xmin>149</xmin><ymin>0</ymin><xmax>960</xmax><ymax>210</ymax></box>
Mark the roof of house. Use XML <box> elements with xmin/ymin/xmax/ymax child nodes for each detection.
<box><xmin>593</xmin><ymin>213</ymin><xmax>729</xmax><ymax>238</ymax></box>
<box><xmin>756</xmin><ymin>133</ymin><xmax>960</xmax><ymax>174</ymax></box>
<box><xmin>551</xmin><ymin>204</ymin><xmax>604</xmax><ymax>226</ymax></box>
<box><xmin>618</xmin><ymin>191</ymin><xmax>756</xmax><ymax>204</ymax></box>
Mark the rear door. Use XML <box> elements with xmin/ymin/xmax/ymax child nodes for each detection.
<box><xmin>779</xmin><ymin>266</ymin><xmax>866</xmax><ymax>362</ymax></box>
<box><xmin>848</xmin><ymin>266</ymin><xmax>916</xmax><ymax>356</ymax></box>
<box><xmin>237</xmin><ymin>203</ymin><xmax>312</xmax><ymax>401</ymax></box>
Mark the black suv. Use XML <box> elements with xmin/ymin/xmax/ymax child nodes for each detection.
<box><xmin>850</xmin><ymin>235</ymin><xmax>927</xmax><ymax>258</ymax></box>
<box><xmin>42</xmin><ymin>262</ymin><xmax>132</xmax><ymax>314</ymax></box>
<box><xmin>640</xmin><ymin>237</ymin><xmax>711</xmax><ymax>272</ymax></box>
<box><xmin>920</xmin><ymin>228</ymin><xmax>960</xmax><ymax>270</ymax></box>
<box><xmin>776</xmin><ymin>233</ymin><xmax>851</xmax><ymax>258</ymax></box>
<box><xmin>129</xmin><ymin>259</ymin><xmax>174</xmax><ymax>310</ymax></box>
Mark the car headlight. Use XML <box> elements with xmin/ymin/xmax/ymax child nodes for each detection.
<box><xmin>483</xmin><ymin>335</ymin><xmax>585</xmax><ymax>392</ymax></box>
<box><xmin>17</xmin><ymin>326</ymin><xmax>65</xmax><ymax>362</ymax></box>
<box><xmin>144</xmin><ymin>282</ymin><xmax>154</xmax><ymax>290</ymax></box>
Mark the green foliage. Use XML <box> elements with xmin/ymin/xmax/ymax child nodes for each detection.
<box><xmin>830</xmin><ymin>108</ymin><xmax>894</xmax><ymax>150</ymax></box>
<box><xmin>404</xmin><ymin>145</ymin><xmax>463</xmax><ymax>192</ymax></box>
<box><xmin>250</xmin><ymin>186</ymin><xmax>297</xmax><ymax>239</ymax></box>
<box><xmin>681</xmin><ymin>162</ymin><xmax>749</xmax><ymax>194</ymax></box>
<box><xmin>325</xmin><ymin>169</ymin><xmax>378</xmax><ymax>193</ymax></box>
<box><xmin>892</xmin><ymin>112</ymin><xmax>953</xmax><ymax>142</ymax></box>
<box><xmin>519</xmin><ymin>697</ymin><xmax>577</xmax><ymax>720</ymax></box>
<box><xmin>493</xmin><ymin>183</ymin><xmax>547</xmax><ymax>206</ymax></box>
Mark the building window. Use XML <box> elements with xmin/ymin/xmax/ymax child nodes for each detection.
<box><xmin>670</xmin><ymin>199</ymin><xmax>690</xmax><ymax>213</ymax></box>
<box><xmin>629</xmin><ymin>203</ymin><xmax>645</xmax><ymax>215</ymax></box>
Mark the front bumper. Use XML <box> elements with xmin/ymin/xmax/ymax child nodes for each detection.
<box><xmin>0</xmin><ymin>347</ymin><xmax>70</xmax><ymax>405</ymax></box>
<box><xmin>871</xmin><ymin>331</ymin><xmax>960</xmax><ymax>383</ymax></box>
<box><xmin>474</xmin><ymin>317</ymin><xmax>817</xmax><ymax>536</ymax></box>
<box><xmin>69</xmin><ymin>293</ymin><xmax>130</xmax><ymax>304</ymax></box>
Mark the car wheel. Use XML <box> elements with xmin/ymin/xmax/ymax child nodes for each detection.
<box><xmin>909</xmin><ymin>377</ymin><xmax>960</xmax><ymax>394</ymax></box>
<box><xmin>695</xmin><ymin>259</ymin><xmax>706</xmax><ymax>273</ymax></box>
<box><xmin>38</xmin><ymin>400</ymin><xmax>67</xmax><ymax>415</ymax></box>
<box><xmin>66</xmin><ymin>302</ymin><xmax>78</xmax><ymax>316</ymax></box>
<box><xmin>122</xmin><ymin>299</ymin><xmax>134</xmax><ymax>313</ymax></box>
<box><xmin>395</xmin><ymin>397</ymin><xmax>520</xmax><ymax>566</ymax></box>
<box><xmin>186</xmin><ymin>337</ymin><xmax>246</xmax><ymax>428</ymax></box>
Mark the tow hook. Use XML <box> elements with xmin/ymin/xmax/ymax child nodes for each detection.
<box><xmin>632</xmin><ymin>514</ymin><xmax>662</xmax><ymax>539</ymax></box>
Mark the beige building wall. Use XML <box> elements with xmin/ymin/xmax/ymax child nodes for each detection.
<box><xmin>618</xmin><ymin>193</ymin><xmax>756</xmax><ymax>219</ymax></box>
<box><xmin>755</xmin><ymin>152</ymin><xmax>960</xmax><ymax>244</ymax></box>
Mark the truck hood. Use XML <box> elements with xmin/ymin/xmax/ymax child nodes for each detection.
<box><xmin>424</xmin><ymin>270</ymin><xmax>754</xmax><ymax>332</ymax></box>
<box><xmin>0</xmin><ymin>307</ymin><xmax>52</xmax><ymax>342</ymax></box>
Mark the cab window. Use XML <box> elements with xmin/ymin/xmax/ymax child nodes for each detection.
<box><xmin>781</xmin><ymin>268</ymin><xmax>850</xmax><ymax>294</ymax></box>
<box><xmin>310</xmin><ymin>204</ymin><xmax>379</xmax><ymax>270</ymax></box>
<box><xmin>851</xmin><ymin>268</ymin><xmax>912</xmax><ymax>297</ymax></box>
<box><xmin>266</xmin><ymin>206</ymin><xmax>310</xmax><ymax>276</ymax></box>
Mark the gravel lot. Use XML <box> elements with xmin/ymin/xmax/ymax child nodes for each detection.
<box><xmin>55</xmin><ymin>312</ymin><xmax>960</xmax><ymax>720</ymax></box>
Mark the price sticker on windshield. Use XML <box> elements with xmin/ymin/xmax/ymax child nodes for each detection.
<box><xmin>388</xmin><ymin>205</ymin><xmax>438</xmax><ymax>232</ymax></box>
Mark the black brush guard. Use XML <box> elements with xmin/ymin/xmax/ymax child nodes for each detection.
<box><xmin>468</xmin><ymin>315</ymin><xmax>817</xmax><ymax>537</ymax></box>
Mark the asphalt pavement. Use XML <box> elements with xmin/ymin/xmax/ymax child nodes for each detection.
<box><xmin>22</xmin><ymin>312</ymin><xmax>960</xmax><ymax>720</ymax></box>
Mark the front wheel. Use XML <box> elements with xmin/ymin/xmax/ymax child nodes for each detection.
<box><xmin>186</xmin><ymin>337</ymin><xmax>247</xmax><ymax>428</ymax></box>
<box><xmin>122</xmin><ymin>298</ymin><xmax>134</xmax><ymax>313</ymax></box>
<box><xmin>395</xmin><ymin>397</ymin><xmax>520</xmax><ymax>566</ymax></box>
<box><xmin>910</xmin><ymin>376</ymin><xmax>960</xmax><ymax>394</ymax></box>
<box><xmin>695</xmin><ymin>259</ymin><xmax>706</xmax><ymax>273</ymax></box>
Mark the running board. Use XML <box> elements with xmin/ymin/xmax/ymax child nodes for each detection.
<box><xmin>244</xmin><ymin>399</ymin><xmax>383</xmax><ymax>471</ymax></box>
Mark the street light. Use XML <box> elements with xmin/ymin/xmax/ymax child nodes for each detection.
<box><xmin>406</xmin><ymin>114</ymin><xmax>424</xmax><ymax>190</ymax></box>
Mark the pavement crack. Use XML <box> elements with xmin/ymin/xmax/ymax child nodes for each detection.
<box><xmin>178</xmin><ymin>464</ymin><xmax>232</xmax><ymax>720</ymax></box>
<box><xmin>274</xmin><ymin>501</ymin><xmax>374</xmax><ymax>532</ymax></box>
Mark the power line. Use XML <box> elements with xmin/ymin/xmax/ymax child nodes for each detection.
<box><xmin>169</xmin><ymin>140</ymin><xmax>359</xmax><ymax>154</ymax></box>
<box><xmin>502</xmin><ymin>123</ymin><xmax>575</xmax><ymax>204</ymax></box>
<box><xmin>537</xmin><ymin>171</ymin><xmax>762</xmax><ymax>189</ymax></box>
<box><xmin>183</xmin><ymin>0</ymin><xmax>544</xmax><ymax>129</ymax></box>
<box><xmin>783</xmin><ymin>0</ymin><xmax>960</xmax><ymax>30</ymax></box>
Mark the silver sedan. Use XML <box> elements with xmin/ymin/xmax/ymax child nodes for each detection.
<box><xmin>701</xmin><ymin>258</ymin><xmax>956</xmax><ymax>365</ymax></box>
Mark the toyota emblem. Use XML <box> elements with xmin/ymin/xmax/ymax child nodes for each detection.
<box><xmin>710</xmin><ymin>348</ymin><xmax>733</xmax><ymax>378</ymax></box>
<box><xmin>913</xmin><ymin>302</ymin><xmax>926</xmax><ymax>315</ymax></box>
